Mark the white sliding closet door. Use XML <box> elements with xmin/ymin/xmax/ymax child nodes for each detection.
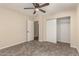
<box><xmin>57</xmin><ymin>17</ymin><xmax>70</xmax><ymax>43</ymax></box>
<box><xmin>46</xmin><ymin>19</ymin><xmax>57</xmax><ymax>43</ymax></box>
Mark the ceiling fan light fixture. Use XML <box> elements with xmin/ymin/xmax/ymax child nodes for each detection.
<box><xmin>35</xmin><ymin>8</ymin><xmax>39</xmax><ymax>11</ymax></box>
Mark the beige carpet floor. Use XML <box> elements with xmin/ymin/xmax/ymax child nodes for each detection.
<box><xmin>0</xmin><ymin>40</ymin><xmax>78</xmax><ymax>56</ymax></box>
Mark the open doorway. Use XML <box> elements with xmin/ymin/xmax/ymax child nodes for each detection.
<box><xmin>34</xmin><ymin>21</ymin><xmax>39</xmax><ymax>41</ymax></box>
<box><xmin>57</xmin><ymin>16</ymin><xmax>70</xmax><ymax>44</ymax></box>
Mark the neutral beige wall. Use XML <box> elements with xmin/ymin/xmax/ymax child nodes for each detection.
<box><xmin>0</xmin><ymin>7</ymin><xmax>27</xmax><ymax>49</ymax></box>
<box><xmin>75</xmin><ymin>5</ymin><xmax>79</xmax><ymax>52</ymax></box>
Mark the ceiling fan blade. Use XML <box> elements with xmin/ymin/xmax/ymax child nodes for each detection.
<box><xmin>39</xmin><ymin>9</ymin><xmax>46</xmax><ymax>13</ymax></box>
<box><xmin>33</xmin><ymin>3</ymin><xmax>36</xmax><ymax>8</ymax></box>
<box><xmin>33</xmin><ymin>3</ymin><xmax>40</xmax><ymax>8</ymax></box>
<box><xmin>24</xmin><ymin>8</ymin><xmax>34</xmax><ymax>9</ymax></box>
<box><xmin>39</xmin><ymin>3</ymin><xmax>49</xmax><ymax>8</ymax></box>
<box><xmin>33</xmin><ymin>11</ymin><xmax>36</xmax><ymax>14</ymax></box>
<box><xmin>36</xmin><ymin>3</ymin><xmax>39</xmax><ymax>7</ymax></box>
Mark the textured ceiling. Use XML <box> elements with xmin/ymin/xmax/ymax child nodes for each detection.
<box><xmin>0</xmin><ymin>3</ymin><xmax>77</xmax><ymax>16</ymax></box>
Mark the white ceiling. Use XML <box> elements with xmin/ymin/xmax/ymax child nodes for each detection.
<box><xmin>0</xmin><ymin>3</ymin><xmax>78</xmax><ymax>16</ymax></box>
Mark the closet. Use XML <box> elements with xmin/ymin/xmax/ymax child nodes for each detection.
<box><xmin>46</xmin><ymin>16</ymin><xmax>70</xmax><ymax>44</ymax></box>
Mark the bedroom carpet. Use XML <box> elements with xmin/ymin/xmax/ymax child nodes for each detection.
<box><xmin>0</xmin><ymin>40</ymin><xmax>78</xmax><ymax>56</ymax></box>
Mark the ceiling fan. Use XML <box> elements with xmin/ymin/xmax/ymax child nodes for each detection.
<box><xmin>24</xmin><ymin>3</ymin><xmax>49</xmax><ymax>14</ymax></box>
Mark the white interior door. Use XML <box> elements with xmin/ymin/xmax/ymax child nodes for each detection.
<box><xmin>46</xmin><ymin>19</ymin><xmax>57</xmax><ymax>43</ymax></box>
<box><xmin>27</xmin><ymin>19</ymin><xmax>34</xmax><ymax>41</ymax></box>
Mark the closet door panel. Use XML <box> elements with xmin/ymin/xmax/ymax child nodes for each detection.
<box><xmin>57</xmin><ymin>17</ymin><xmax>70</xmax><ymax>43</ymax></box>
<box><xmin>46</xmin><ymin>19</ymin><xmax>57</xmax><ymax>43</ymax></box>
<box><xmin>60</xmin><ymin>23</ymin><xmax>70</xmax><ymax>43</ymax></box>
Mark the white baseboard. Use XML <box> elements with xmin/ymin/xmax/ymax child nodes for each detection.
<box><xmin>0</xmin><ymin>40</ymin><xmax>26</xmax><ymax>50</ymax></box>
<box><xmin>71</xmin><ymin>43</ymin><xmax>79</xmax><ymax>53</ymax></box>
<box><xmin>76</xmin><ymin>47</ymin><xmax>79</xmax><ymax>53</ymax></box>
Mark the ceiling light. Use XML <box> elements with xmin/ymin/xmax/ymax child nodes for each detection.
<box><xmin>35</xmin><ymin>8</ymin><xmax>39</xmax><ymax>11</ymax></box>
